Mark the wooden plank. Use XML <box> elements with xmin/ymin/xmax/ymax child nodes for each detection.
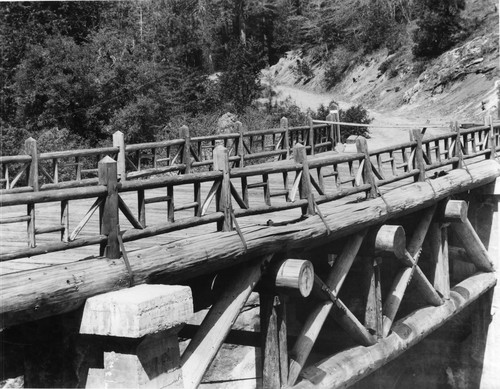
<box><xmin>180</xmin><ymin>255</ymin><xmax>272</xmax><ymax>389</ymax></box>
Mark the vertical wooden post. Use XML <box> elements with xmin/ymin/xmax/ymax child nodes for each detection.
<box><xmin>61</xmin><ymin>200</ymin><xmax>69</xmax><ymax>243</ymax></box>
<box><xmin>113</xmin><ymin>131</ymin><xmax>126</xmax><ymax>182</ymax></box>
<box><xmin>454</xmin><ymin>121</ymin><xmax>463</xmax><ymax>168</ymax></box>
<box><xmin>293</xmin><ymin>143</ymin><xmax>315</xmax><ymax>216</ymax></box>
<box><xmin>364</xmin><ymin>257</ymin><xmax>383</xmax><ymax>337</ymax></box>
<box><xmin>308</xmin><ymin>116</ymin><xmax>315</xmax><ymax>155</ymax></box>
<box><xmin>167</xmin><ymin>185</ymin><xmax>174</xmax><ymax>223</ymax></box>
<box><xmin>237</xmin><ymin>121</ymin><xmax>245</xmax><ymax>167</ymax></box>
<box><xmin>138</xmin><ymin>189</ymin><xmax>146</xmax><ymax>226</ymax></box>
<box><xmin>98</xmin><ymin>156</ymin><xmax>120</xmax><ymax>259</ymax></box>
<box><xmin>411</xmin><ymin>128</ymin><xmax>426</xmax><ymax>182</ymax></box>
<box><xmin>277</xmin><ymin>295</ymin><xmax>288</xmax><ymax>384</ymax></box>
<box><xmin>25</xmin><ymin>137</ymin><xmax>39</xmax><ymax>191</ymax></box>
<box><xmin>180</xmin><ymin>125</ymin><xmax>191</xmax><ymax>174</ymax></box>
<box><xmin>281</xmin><ymin>117</ymin><xmax>290</xmax><ymax>159</ymax></box>
<box><xmin>326</xmin><ymin>111</ymin><xmax>335</xmax><ymax>150</ymax></box>
<box><xmin>25</xmin><ymin>138</ymin><xmax>38</xmax><ymax>247</ymax></box>
<box><xmin>356</xmin><ymin>137</ymin><xmax>378</xmax><ymax>198</ymax></box>
<box><xmin>428</xmin><ymin>222</ymin><xmax>450</xmax><ymax>299</ymax></box>
<box><xmin>487</xmin><ymin>115</ymin><xmax>497</xmax><ymax>160</ymax></box>
<box><xmin>261</xmin><ymin>293</ymin><xmax>281</xmax><ymax>389</ymax></box>
<box><xmin>52</xmin><ymin>158</ymin><xmax>59</xmax><ymax>184</ymax></box>
<box><xmin>214</xmin><ymin>145</ymin><xmax>233</xmax><ymax>231</ymax></box>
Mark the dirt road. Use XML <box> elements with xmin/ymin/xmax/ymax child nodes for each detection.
<box><xmin>274</xmin><ymin>84</ymin><xmax>452</xmax><ymax>149</ymax></box>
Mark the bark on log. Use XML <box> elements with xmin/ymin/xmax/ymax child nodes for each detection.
<box><xmin>1</xmin><ymin>160</ymin><xmax>499</xmax><ymax>328</ymax></box>
<box><xmin>293</xmin><ymin>272</ymin><xmax>497</xmax><ymax>389</ymax></box>
<box><xmin>450</xmin><ymin>219</ymin><xmax>495</xmax><ymax>272</ymax></box>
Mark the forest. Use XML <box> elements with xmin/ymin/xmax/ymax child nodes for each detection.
<box><xmin>0</xmin><ymin>0</ymin><xmax>469</xmax><ymax>155</ymax></box>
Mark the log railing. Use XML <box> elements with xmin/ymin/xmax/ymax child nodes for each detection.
<box><xmin>1</xmin><ymin>118</ymin><xmax>499</xmax><ymax>261</ymax></box>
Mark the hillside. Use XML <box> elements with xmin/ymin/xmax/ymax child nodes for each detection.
<box><xmin>268</xmin><ymin>0</ymin><xmax>499</xmax><ymax>124</ymax></box>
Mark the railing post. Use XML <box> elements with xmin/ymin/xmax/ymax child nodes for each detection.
<box><xmin>356</xmin><ymin>137</ymin><xmax>378</xmax><ymax>198</ymax></box>
<box><xmin>180</xmin><ymin>125</ymin><xmax>191</xmax><ymax>174</ymax></box>
<box><xmin>281</xmin><ymin>117</ymin><xmax>290</xmax><ymax>159</ymax></box>
<box><xmin>327</xmin><ymin>104</ymin><xmax>340</xmax><ymax>149</ymax></box>
<box><xmin>98</xmin><ymin>156</ymin><xmax>120</xmax><ymax>259</ymax></box>
<box><xmin>487</xmin><ymin>115</ymin><xmax>497</xmax><ymax>160</ymax></box>
<box><xmin>214</xmin><ymin>145</ymin><xmax>233</xmax><ymax>231</ymax></box>
<box><xmin>453</xmin><ymin>121</ymin><xmax>463</xmax><ymax>168</ymax></box>
<box><xmin>25</xmin><ymin>137</ymin><xmax>38</xmax><ymax>247</ymax></box>
<box><xmin>411</xmin><ymin>129</ymin><xmax>426</xmax><ymax>182</ymax></box>
<box><xmin>237</xmin><ymin>121</ymin><xmax>245</xmax><ymax>167</ymax></box>
<box><xmin>293</xmin><ymin>143</ymin><xmax>315</xmax><ymax>216</ymax></box>
<box><xmin>25</xmin><ymin>137</ymin><xmax>39</xmax><ymax>191</ymax></box>
<box><xmin>113</xmin><ymin>131</ymin><xmax>126</xmax><ymax>182</ymax></box>
<box><xmin>308</xmin><ymin>116</ymin><xmax>315</xmax><ymax>155</ymax></box>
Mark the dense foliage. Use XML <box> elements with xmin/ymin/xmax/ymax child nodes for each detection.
<box><xmin>1</xmin><ymin>0</ymin><xmax>466</xmax><ymax>156</ymax></box>
<box><xmin>412</xmin><ymin>0</ymin><xmax>467</xmax><ymax>58</ymax></box>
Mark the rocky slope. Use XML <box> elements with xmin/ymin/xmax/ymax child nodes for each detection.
<box><xmin>268</xmin><ymin>0</ymin><xmax>499</xmax><ymax>123</ymax></box>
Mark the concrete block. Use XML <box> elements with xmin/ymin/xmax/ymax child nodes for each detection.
<box><xmin>80</xmin><ymin>284</ymin><xmax>193</xmax><ymax>338</ymax></box>
<box><xmin>103</xmin><ymin>332</ymin><xmax>183</xmax><ymax>388</ymax></box>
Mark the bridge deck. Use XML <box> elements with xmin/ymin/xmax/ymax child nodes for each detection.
<box><xmin>0</xmin><ymin>151</ymin><xmax>411</xmax><ymax>276</ymax></box>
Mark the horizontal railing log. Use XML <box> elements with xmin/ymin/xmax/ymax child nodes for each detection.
<box><xmin>1</xmin><ymin>119</ymin><xmax>499</xmax><ymax>258</ymax></box>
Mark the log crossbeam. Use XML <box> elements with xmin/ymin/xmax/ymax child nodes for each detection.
<box><xmin>382</xmin><ymin>205</ymin><xmax>443</xmax><ymax>337</ymax></box>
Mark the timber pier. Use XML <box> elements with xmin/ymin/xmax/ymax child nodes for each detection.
<box><xmin>1</xmin><ymin>115</ymin><xmax>500</xmax><ymax>388</ymax></box>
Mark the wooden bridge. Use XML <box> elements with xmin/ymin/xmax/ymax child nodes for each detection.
<box><xmin>1</xmin><ymin>115</ymin><xmax>500</xmax><ymax>388</ymax></box>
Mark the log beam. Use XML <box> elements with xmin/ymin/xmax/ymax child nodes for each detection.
<box><xmin>180</xmin><ymin>255</ymin><xmax>272</xmax><ymax>389</ymax></box>
<box><xmin>1</xmin><ymin>160</ymin><xmax>499</xmax><ymax>329</ymax></box>
<box><xmin>274</xmin><ymin>259</ymin><xmax>315</xmax><ymax>298</ymax></box>
<box><xmin>287</xmin><ymin>230</ymin><xmax>367</xmax><ymax>386</ymax></box>
<box><xmin>360</xmin><ymin>225</ymin><xmax>406</xmax><ymax>258</ymax></box>
<box><xmin>450</xmin><ymin>218</ymin><xmax>495</xmax><ymax>272</ymax></box>
<box><xmin>294</xmin><ymin>272</ymin><xmax>497</xmax><ymax>389</ymax></box>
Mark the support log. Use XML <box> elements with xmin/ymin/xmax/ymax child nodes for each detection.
<box><xmin>441</xmin><ymin>199</ymin><xmax>468</xmax><ymax>222</ymax></box>
<box><xmin>1</xmin><ymin>160</ymin><xmax>499</xmax><ymax>329</ymax></box>
<box><xmin>359</xmin><ymin>225</ymin><xmax>406</xmax><ymax>258</ymax></box>
<box><xmin>287</xmin><ymin>231</ymin><xmax>367</xmax><ymax>386</ymax></box>
<box><xmin>382</xmin><ymin>205</ymin><xmax>438</xmax><ymax>336</ymax></box>
<box><xmin>313</xmin><ymin>276</ymin><xmax>377</xmax><ymax>347</ymax></box>
<box><xmin>261</xmin><ymin>293</ymin><xmax>281</xmax><ymax>389</ymax></box>
<box><xmin>180</xmin><ymin>255</ymin><xmax>272</xmax><ymax>389</ymax></box>
<box><xmin>450</xmin><ymin>219</ymin><xmax>495</xmax><ymax>272</ymax></box>
<box><xmin>428</xmin><ymin>222</ymin><xmax>450</xmax><ymax>299</ymax></box>
<box><xmin>274</xmin><ymin>259</ymin><xmax>314</xmax><ymax>298</ymax></box>
<box><xmin>294</xmin><ymin>272</ymin><xmax>497</xmax><ymax>389</ymax></box>
<box><xmin>364</xmin><ymin>257</ymin><xmax>383</xmax><ymax>337</ymax></box>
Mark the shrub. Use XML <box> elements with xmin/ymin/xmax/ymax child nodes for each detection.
<box><xmin>412</xmin><ymin>0</ymin><xmax>467</xmax><ymax>58</ymax></box>
<box><xmin>310</xmin><ymin>101</ymin><xmax>371</xmax><ymax>141</ymax></box>
<box><xmin>291</xmin><ymin>59</ymin><xmax>314</xmax><ymax>83</ymax></box>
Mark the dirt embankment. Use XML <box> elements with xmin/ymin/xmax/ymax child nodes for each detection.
<box><xmin>267</xmin><ymin>0</ymin><xmax>499</xmax><ymax>143</ymax></box>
